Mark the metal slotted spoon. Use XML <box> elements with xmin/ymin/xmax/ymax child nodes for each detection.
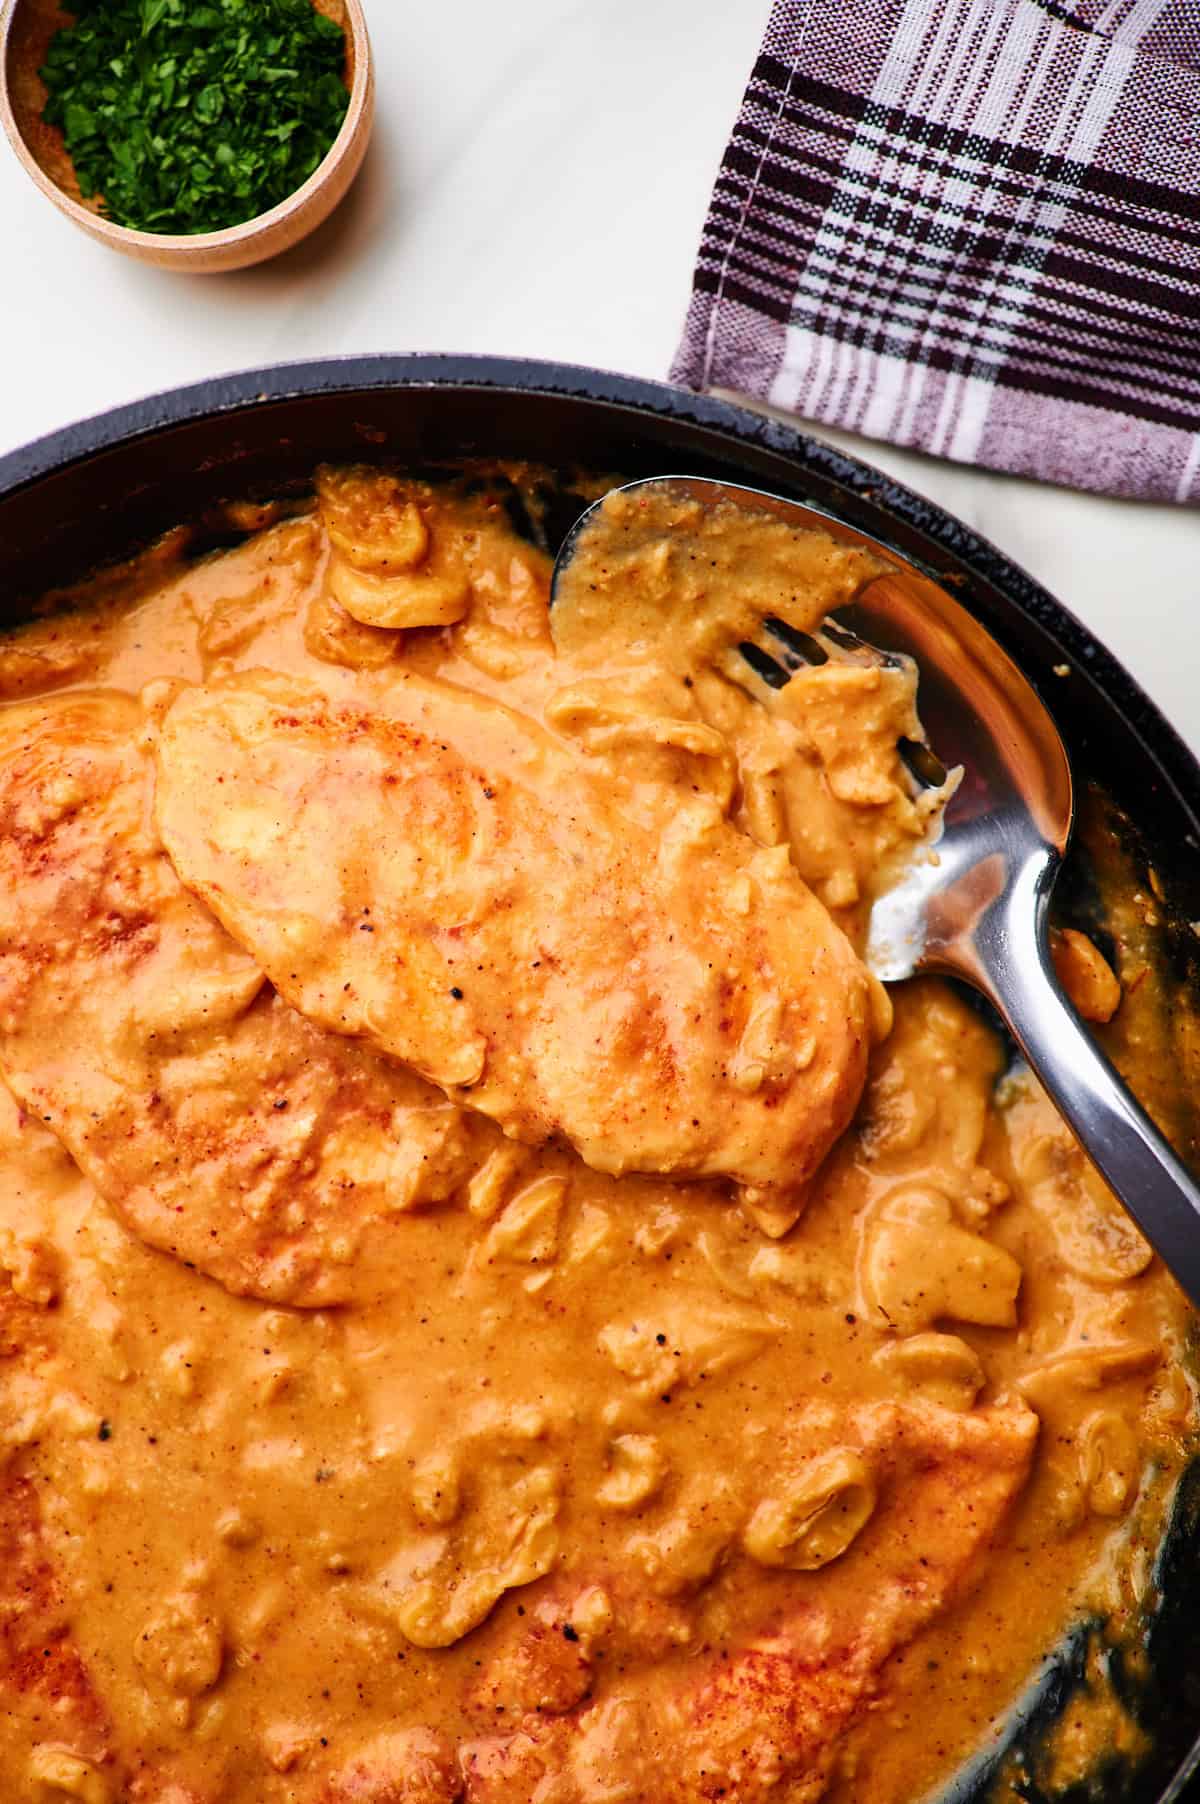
<box><xmin>550</xmin><ymin>475</ymin><xmax>1200</xmax><ymax>1309</ymax></box>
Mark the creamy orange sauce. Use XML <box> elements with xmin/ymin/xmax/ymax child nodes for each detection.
<box><xmin>0</xmin><ymin>468</ymin><xmax>1193</xmax><ymax>1804</ymax></box>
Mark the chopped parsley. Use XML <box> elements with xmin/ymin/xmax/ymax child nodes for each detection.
<box><xmin>40</xmin><ymin>0</ymin><xmax>350</xmax><ymax>236</ymax></box>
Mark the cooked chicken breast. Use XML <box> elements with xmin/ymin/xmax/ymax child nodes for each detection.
<box><xmin>453</xmin><ymin>1399</ymin><xmax>1038</xmax><ymax>1804</ymax></box>
<box><xmin>0</xmin><ymin>693</ymin><xmax>486</xmax><ymax>1306</ymax></box>
<box><xmin>155</xmin><ymin>669</ymin><xmax>874</xmax><ymax>1205</ymax></box>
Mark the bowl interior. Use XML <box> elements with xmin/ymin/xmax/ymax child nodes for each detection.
<box><xmin>5</xmin><ymin>0</ymin><xmax>92</xmax><ymax>213</ymax></box>
<box><xmin>3</xmin><ymin>0</ymin><xmax>360</xmax><ymax>235</ymax></box>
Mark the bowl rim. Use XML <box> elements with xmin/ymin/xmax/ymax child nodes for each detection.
<box><xmin>0</xmin><ymin>350</ymin><xmax>1195</xmax><ymax>828</ymax></box>
<box><xmin>0</xmin><ymin>0</ymin><xmax>372</xmax><ymax>251</ymax></box>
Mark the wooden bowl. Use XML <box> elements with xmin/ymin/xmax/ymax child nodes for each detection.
<box><xmin>0</xmin><ymin>0</ymin><xmax>374</xmax><ymax>272</ymax></box>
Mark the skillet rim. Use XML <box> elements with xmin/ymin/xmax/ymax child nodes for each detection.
<box><xmin>0</xmin><ymin>353</ymin><xmax>1194</xmax><ymax>835</ymax></box>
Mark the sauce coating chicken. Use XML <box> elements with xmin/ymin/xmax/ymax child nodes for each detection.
<box><xmin>456</xmin><ymin>1401</ymin><xmax>1037</xmax><ymax>1804</ymax></box>
<box><xmin>0</xmin><ymin>692</ymin><xmax>490</xmax><ymax>1305</ymax></box>
<box><xmin>155</xmin><ymin>668</ymin><xmax>874</xmax><ymax>1206</ymax></box>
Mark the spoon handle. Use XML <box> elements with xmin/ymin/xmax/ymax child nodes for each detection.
<box><xmin>968</xmin><ymin>874</ymin><xmax>1200</xmax><ymax>1311</ymax></box>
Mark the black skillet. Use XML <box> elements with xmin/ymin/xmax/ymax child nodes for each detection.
<box><xmin>0</xmin><ymin>355</ymin><xmax>1196</xmax><ymax>1804</ymax></box>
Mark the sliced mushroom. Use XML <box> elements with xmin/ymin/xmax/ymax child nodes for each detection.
<box><xmin>27</xmin><ymin>1749</ymin><xmax>112</xmax><ymax>1804</ymax></box>
<box><xmin>628</xmin><ymin>1485</ymin><xmax>741</xmax><ymax>1596</ymax></box>
<box><xmin>466</xmin><ymin>1141</ymin><xmax>531</xmax><ymax>1222</ymax></box>
<box><xmin>329</xmin><ymin>562</ymin><xmax>471</xmax><ymax>631</ymax></box>
<box><xmin>1018</xmin><ymin>1341</ymin><xmax>1160</xmax><ymax>1413</ymax></box>
<box><xmin>1079</xmin><ymin>1409</ymin><xmax>1140</xmax><ymax>1518</ymax></box>
<box><xmin>411</xmin><ymin>1450</ymin><xmax>461</xmax><ymax>1527</ymax></box>
<box><xmin>597</xmin><ymin>1435</ymin><xmax>667</xmax><ymax>1512</ymax></box>
<box><xmin>861</xmin><ymin>1189</ymin><xmax>1022</xmax><ymax>1333</ymax></box>
<box><xmin>743</xmin><ymin>1447</ymin><xmax>877</xmax><ymax>1571</ymax></box>
<box><xmin>1018</xmin><ymin>1129</ymin><xmax>1152</xmax><ymax>1285</ymax></box>
<box><xmin>304</xmin><ymin>592</ymin><xmax>400</xmax><ymax>670</ymax></box>
<box><xmin>393</xmin><ymin>1467</ymin><xmax>561</xmax><ymax>1649</ymax></box>
<box><xmin>484</xmin><ymin>1174</ymin><xmax>567</xmax><ymax>1265</ymax></box>
<box><xmin>739</xmin><ymin>1187</ymin><xmax>809</xmax><ymax>1240</ymax></box>
<box><xmin>544</xmin><ymin>679</ymin><xmax>737</xmax><ymax>811</ymax></box>
<box><xmin>318</xmin><ymin>467</ymin><xmax>431</xmax><ymax>574</ymax></box>
<box><xmin>874</xmin><ymin>1332</ymin><xmax>985</xmax><ymax>1411</ymax></box>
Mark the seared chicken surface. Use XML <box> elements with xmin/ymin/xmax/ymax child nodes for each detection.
<box><xmin>455</xmin><ymin>1400</ymin><xmax>1037</xmax><ymax>1804</ymax></box>
<box><xmin>0</xmin><ymin>692</ymin><xmax>490</xmax><ymax>1305</ymax></box>
<box><xmin>155</xmin><ymin>669</ymin><xmax>874</xmax><ymax>1205</ymax></box>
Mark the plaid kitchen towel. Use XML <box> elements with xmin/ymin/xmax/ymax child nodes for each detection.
<box><xmin>671</xmin><ymin>0</ymin><xmax>1200</xmax><ymax>504</ymax></box>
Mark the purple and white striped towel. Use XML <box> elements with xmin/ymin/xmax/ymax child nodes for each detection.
<box><xmin>671</xmin><ymin>0</ymin><xmax>1200</xmax><ymax>504</ymax></box>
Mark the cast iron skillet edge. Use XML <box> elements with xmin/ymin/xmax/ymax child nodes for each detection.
<box><xmin>0</xmin><ymin>356</ymin><xmax>1195</xmax><ymax>850</ymax></box>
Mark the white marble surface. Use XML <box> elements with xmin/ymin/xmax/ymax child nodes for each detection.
<box><xmin>1</xmin><ymin>0</ymin><xmax>1195</xmax><ymax>755</ymax></box>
